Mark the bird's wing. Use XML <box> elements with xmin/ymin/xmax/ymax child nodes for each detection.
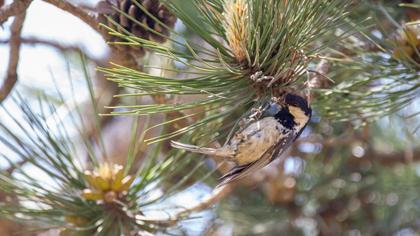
<box><xmin>217</xmin><ymin>132</ymin><xmax>296</xmax><ymax>187</ymax></box>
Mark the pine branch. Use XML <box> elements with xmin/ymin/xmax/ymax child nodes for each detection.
<box><xmin>0</xmin><ymin>0</ymin><xmax>31</xmax><ymax>24</ymax></box>
<box><xmin>0</xmin><ymin>37</ymin><xmax>108</xmax><ymax>67</ymax></box>
<box><xmin>101</xmin><ymin>0</ymin><xmax>352</xmax><ymax>143</ymax></box>
<box><xmin>0</xmin><ymin>73</ymin><xmax>205</xmax><ymax>234</ymax></box>
<box><xmin>176</xmin><ymin>183</ymin><xmax>235</xmax><ymax>218</ymax></box>
<box><xmin>42</xmin><ymin>0</ymin><xmax>106</xmax><ymax>38</ymax></box>
<box><xmin>0</xmin><ymin>6</ymin><xmax>28</xmax><ymax>103</ymax></box>
<box><xmin>308</xmin><ymin>59</ymin><xmax>332</xmax><ymax>90</ymax></box>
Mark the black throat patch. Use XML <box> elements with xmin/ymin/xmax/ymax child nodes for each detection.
<box><xmin>274</xmin><ymin>107</ymin><xmax>296</xmax><ymax>130</ymax></box>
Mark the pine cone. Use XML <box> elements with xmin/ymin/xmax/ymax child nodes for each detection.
<box><xmin>97</xmin><ymin>0</ymin><xmax>177</xmax><ymax>57</ymax></box>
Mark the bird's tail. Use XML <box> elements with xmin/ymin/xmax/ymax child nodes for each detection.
<box><xmin>170</xmin><ymin>141</ymin><xmax>234</xmax><ymax>158</ymax></box>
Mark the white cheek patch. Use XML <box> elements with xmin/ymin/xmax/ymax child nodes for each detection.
<box><xmin>288</xmin><ymin>106</ymin><xmax>309</xmax><ymax>130</ymax></box>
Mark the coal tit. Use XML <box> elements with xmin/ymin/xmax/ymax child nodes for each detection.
<box><xmin>171</xmin><ymin>93</ymin><xmax>312</xmax><ymax>186</ymax></box>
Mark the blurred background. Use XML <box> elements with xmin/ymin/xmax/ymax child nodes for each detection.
<box><xmin>0</xmin><ymin>0</ymin><xmax>420</xmax><ymax>235</ymax></box>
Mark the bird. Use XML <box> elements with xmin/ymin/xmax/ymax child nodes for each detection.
<box><xmin>171</xmin><ymin>93</ymin><xmax>312</xmax><ymax>186</ymax></box>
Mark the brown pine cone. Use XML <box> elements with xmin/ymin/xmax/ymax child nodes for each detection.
<box><xmin>96</xmin><ymin>0</ymin><xmax>177</xmax><ymax>57</ymax></box>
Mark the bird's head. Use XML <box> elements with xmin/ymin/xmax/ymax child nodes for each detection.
<box><xmin>283</xmin><ymin>93</ymin><xmax>312</xmax><ymax>130</ymax></box>
<box><xmin>284</xmin><ymin>93</ymin><xmax>311</xmax><ymax>117</ymax></box>
<box><xmin>261</xmin><ymin>93</ymin><xmax>311</xmax><ymax>130</ymax></box>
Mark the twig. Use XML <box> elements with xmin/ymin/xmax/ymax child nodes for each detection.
<box><xmin>0</xmin><ymin>0</ymin><xmax>31</xmax><ymax>24</ymax></box>
<box><xmin>305</xmin><ymin>58</ymin><xmax>332</xmax><ymax>104</ymax></box>
<box><xmin>5</xmin><ymin>159</ymin><xmax>31</xmax><ymax>175</ymax></box>
<box><xmin>0</xmin><ymin>37</ymin><xmax>108</xmax><ymax>67</ymax></box>
<box><xmin>131</xmin><ymin>184</ymin><xmax>235</xmax><ymax>227</ymax></box>
<box><xmin>158</xmin><ymin>154</ymin><xmax>289</xmax><ymax>219</ymax></box>
<box><xmin>0</xmin><ymin>9</ymin><xmax>28</xmax><ymax>103</ymax></box>
<box><xmin>75</xmin><ymin>2</ymin><xmax>97</xmax><ymax>12</ymax></box>
<box><xmin>175</xmin><ymin>183</ymin><xmax>235</xmax><ymax>218</ymax></box>
<box><xmin>308</xmin><ymin>59</ymin><xmax>332</xmax><ymax>90</ymax></box>
<box><xmin>135</xmin><ymin>183</ymin><xmax>235</xmax><ymax>226</ymax></box>
<box><xmin>42</xmin><ymin>0</ymin><xmax>107</xmax><ymax>38</ymax></box>
<box><xmin>40</xmin><ymin>0</ymin><xmax>140</xmax><ymax>68</ymax></box>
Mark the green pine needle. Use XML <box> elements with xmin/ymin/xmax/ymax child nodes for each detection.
<box><xmin>100</xmin><ymin>0</ymin><xmax>352</xmax><ymax>143</ymax></box>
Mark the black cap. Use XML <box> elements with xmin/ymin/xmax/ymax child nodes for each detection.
<box><xmin>284</xmin><ymin>93</ymin><xmax>312</xmax><ymax>116</ymax></box>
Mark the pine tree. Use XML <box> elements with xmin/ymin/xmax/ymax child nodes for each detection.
<box><xmin>0</xmin><ymin>0</ymin><xmax>419</xmax><ymax>235</ymax></box>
